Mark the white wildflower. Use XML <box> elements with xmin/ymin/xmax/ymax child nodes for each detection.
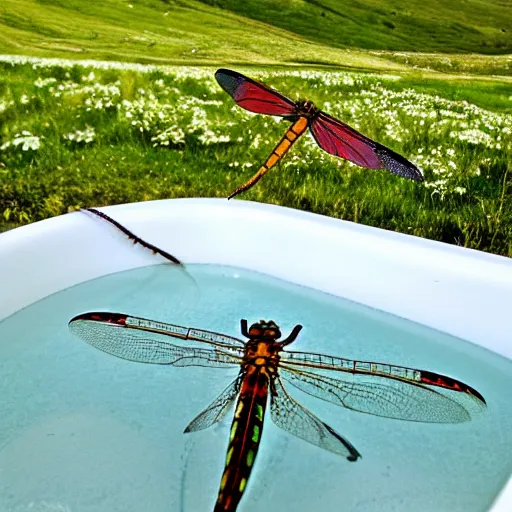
<box><xmin>1</xmin><ymin>132</ymin><xmax>42</xmax><ymax>151</ymax></box>
<box><xmin>64</xmin><ymin>126</ymin><xmax>96</xmax><ymax>144</ymax></box>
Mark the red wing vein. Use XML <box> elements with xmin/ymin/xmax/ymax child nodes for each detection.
<box><xmin>69</xmin><ymin>316</ymin><xmax>242</xmax><ymax>367</ymax></box>
<box><xmin>316</xmin><ymin>117</ymin><xmax>372</xmax><ymax>164</ymax></box>
<box><xmin>279</xmin><ymin>366</ymin><xmax>474</xmax><ymax>423</ymax></box>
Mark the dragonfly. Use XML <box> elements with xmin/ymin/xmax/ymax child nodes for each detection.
<box><xmin>215</xmin><ymin>69</ymin><xmax>424</xmax><ymax>199</ymax></box>
<box><xmin>69</xmin><ymin>313</ymin><xmax>485</xmax><ymax>512</ymax></box>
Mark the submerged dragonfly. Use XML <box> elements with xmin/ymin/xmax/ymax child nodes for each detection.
<box><xmin>69</xmin><ymin>313</ymin><xmax>485</xmax><ymax>512</ymax></box>
<box><xmin>215</xmin><ymin>69</ymin><xmax>424</xmax><ymax>199</ymax></box>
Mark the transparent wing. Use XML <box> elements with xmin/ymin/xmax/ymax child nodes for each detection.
<box><xmin>185</xmin><ymin>377</ymin><xmax>241</xmax><ymax>433</ymax></box>
<box><xmin>279</xmin><ymin>352</ymin><xmax>486</xmax><ymax>423</ymax></box>
<box><xmin>69</xmin><ymin>312</ymin><xmax>244</xmax><ymax>367</ymax></box>
<box><xmin>270</xmin><ymin>377</ymin><xmax>360</xmax><ymax>461</ymax></box>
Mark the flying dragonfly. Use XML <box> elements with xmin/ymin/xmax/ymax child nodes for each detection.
<box><xmin>215</xmin><ymin>69</ymin><xmax>424</xmax><ymax>199</ymax></box>
<box><xmin>69</xmin><ymin>313</ymin><xmax>485</xmax><ymax>512</ymax></box>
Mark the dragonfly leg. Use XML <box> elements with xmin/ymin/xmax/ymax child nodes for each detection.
<box><xmin>240</xmin><ymin>319</ymin><xmax>249</xmax><ymax>338</ymax></box>
<box><xmin>280</xmin><ymin>325</ymin><xmax>303</xmax><ymax>346</ymax></box>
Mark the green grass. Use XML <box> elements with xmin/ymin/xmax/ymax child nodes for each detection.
<box><xmin>381</xmin><ymin>52</ymin><xmax>512</xmax><ymax>76</ymax></box>
<box><xmin>0</xmin><ymin>0</ymin><xmax>406</xmax><ymax>71</ymax></box>
<box><xmin>0</xmin><ymin>0</ymin><xmax>511</xmax><ymax>75</ymax></box>
<box><xmin>1</xmin><ymin>60</ymin><xmax>511</xmax><ymax>256</ymax></box>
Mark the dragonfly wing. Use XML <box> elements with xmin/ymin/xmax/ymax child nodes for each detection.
<box><xmin>215</xmin><ymin>68</ymin><xmax>297</xmax><ymax>117</ymax></box>
<box><xmin>70</xmin><ymin>312</ymin><xmax>245</xmax><ymax>348</ymax></box>
<box><xmin>270</xmin><ymin>376</ymin><xmax>360</xmax><ymax>461</ymax></box>
<box><xmin>69</xmin><ymin>312</ymin><xmax>243</xmax><ymax>367</ymax></box>
<box><xmin>310</xmin><ymin>111</ymin><xmax>423</xmax><ymax>181</ymax></box>
<box><xmin>280</xmin><ymin>364</ymin><xmax>484</xmax><ymax>424</ymax></box>
<box><xmin>185</xmin><ymin>377</ymin><xmax>241</xmax><ymax>433</ymax></box>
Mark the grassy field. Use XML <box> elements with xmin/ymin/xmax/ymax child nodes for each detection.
<box><xmin>1</xmin><ymin>56</ymin><xmax>511</xmax><ymax>255</ymax></box>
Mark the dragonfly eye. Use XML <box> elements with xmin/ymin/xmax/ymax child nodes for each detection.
<box><xmin>249</xmin><ymin>321</ymin><xmax>281</xmax><ymax>339</ymax></box>
<box><xmin>264</xmin><ymin>328</ymin><xmax>281</xmax><ymax>339</ymax></box>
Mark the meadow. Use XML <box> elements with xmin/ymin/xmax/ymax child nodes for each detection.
<box><xmin>0</xmin><ymin>55</ymin><xmax>511</xmax><ymax>255</ymax></box>
<box><xmin>1</xmin><ymin>0</ymin><xmax>511</xmax><ymax>71</ymax></box>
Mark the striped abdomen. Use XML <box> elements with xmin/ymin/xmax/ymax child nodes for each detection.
<box><xmin>262</xmin><ymin>116</ymin><xmax>309</xmax><ymax>173</ymax></box>
<box><xmin>227</xmin><ymin>116</ymin><xmax>309</xmax><ymax>199</ymax></box>
<box><xmin>213</xmin><ymin>366</ymin><xmax>269</xmax><ymax>512</ymax></box>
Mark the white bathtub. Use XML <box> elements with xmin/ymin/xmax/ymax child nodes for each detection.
<box><xmin>0</xmin><ymin>198</ymin><xmax>510</xmax><ymax>510</ymax></box>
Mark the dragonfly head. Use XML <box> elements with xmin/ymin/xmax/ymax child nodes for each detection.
<box><xmin>296</xmin><ymin>99</ymin><xmax>317</xmax><ymax>118</ymax></box>
<box><xmin>248</xmin><ymin>320</ymin><xmax>281</xmax><ymax>340</ymax></box>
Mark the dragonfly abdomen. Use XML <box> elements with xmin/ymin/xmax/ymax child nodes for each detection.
<box><xmin>264</xmin><ymin>116</ymin><xmax>308</xmax><ymax>170</ymax></box>
<box><xmin>227</xmin><ymin>117</ymin><xmax>309</xmax><ymax>199</ymax></box>
<box><xmin>214</xmin><ymin>366</ymin><xmax>269</xmax><ymax>512</ymax></box>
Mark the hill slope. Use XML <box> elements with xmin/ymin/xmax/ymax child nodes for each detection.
<box><xmin>0</xmin><ymin>0</ymin><xmax>401</xmax><ymax>70</ymax></box>
<box><xmin>198</xmin><ymin>0</ymin><xmax>512</xmax><ymax>54</ymax></box>
<box><xmin>0</xmin><ymin>0</ymin><xmax>510</xmax><ymax>72</ymax></box>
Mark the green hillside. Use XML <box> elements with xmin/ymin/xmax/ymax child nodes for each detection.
<box><xmin>0</xmin><ymin>0</ymin><xmax>510</xmax><ymax>74</ymax></box>
<box><xmin>199</xmin><ymin>0</ymin><xmax>512</xmax><ymax>54</ymax></box>
<box><xmin>0</xmin><ymin>0</ymin><xmax>400</xmax><ymax>70</ymax></box>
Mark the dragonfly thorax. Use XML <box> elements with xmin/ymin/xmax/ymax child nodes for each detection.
<box><xmin>295</xmin><ymin>100</ymin><xmax>318</xmax><ymax>118</ymax></box>
<box><xmin>243</xmin><ymin>339</ymin><xmax>282</xmax><ymax>369</ymax></box>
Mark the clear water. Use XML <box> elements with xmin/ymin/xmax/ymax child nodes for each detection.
<box><xmin>0</xmin><ymin>264</ymin><xmax>511</xmax><ymax>512</ymax></box>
